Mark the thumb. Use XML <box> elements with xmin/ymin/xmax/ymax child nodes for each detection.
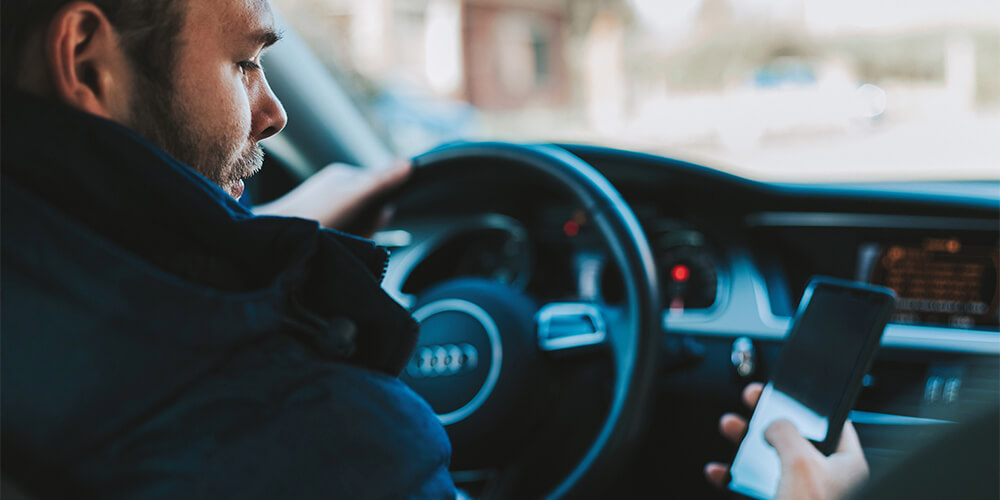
<box><xmin>765</xmin><ymin>420</ymin><xmax>820</xmax><ymax>463</ymax></box>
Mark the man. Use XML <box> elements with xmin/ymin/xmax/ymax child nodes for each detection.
<box><xmin>2</xmin><ymin>0</ymin><xmax>451</xmax><ymax>498</ymax></box>
<box><xmin>1</xmin><ymin>0</ymin><xmax>869</xmax><ymax>498</ymax></box>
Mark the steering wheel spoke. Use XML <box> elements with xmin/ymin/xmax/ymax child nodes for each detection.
<box><xmin>536</xmin><ymin>302</ymin><xmax>609</xmax><ymax>353</ymax></box>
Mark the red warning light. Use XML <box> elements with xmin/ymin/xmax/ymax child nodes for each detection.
<box><xmin>563</xmin><ymin>221</ymin><xmax>579</xmax><ymax>237</ymax></box>
<box><xmin>671</xmin><ymin>264</ymin><xmax>691</xmax><ymax>283</ymax></box>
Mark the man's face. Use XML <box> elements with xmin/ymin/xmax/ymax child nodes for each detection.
<box><xmin>128</xmin><ymin>0</ymin><xmax>287</xmax><ymax>200</ymax></box>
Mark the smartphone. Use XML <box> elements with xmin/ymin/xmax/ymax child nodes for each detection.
<box><xmin>728</xmin><ymin>276</ymin><xmax>896</xmax><ymax>499</ymax></box>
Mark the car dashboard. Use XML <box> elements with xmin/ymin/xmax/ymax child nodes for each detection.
<box><xmin>369</xmin><ymin>144</ymin><xmax>998</xmax><ymax>496</ymax></box>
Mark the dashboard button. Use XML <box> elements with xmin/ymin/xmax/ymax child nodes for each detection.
<box><xmin>731</xmin><ymin>336</ymin><xmax>756</xmax><ymax>378</ymax></box>
<box><xmin>924</xmin><ymin>376</ymin><xmax>944</xmax><ymax>403</ymax></box>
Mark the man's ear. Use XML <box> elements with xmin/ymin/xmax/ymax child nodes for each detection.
<box><xmin>45</xmin><ymin>2</ymin><xmax>133</xmax><ymax>120</ymax></box>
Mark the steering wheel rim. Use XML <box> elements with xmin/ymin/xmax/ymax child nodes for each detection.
<box><xmin>405</xmin><ymin>142</ymin><xmax>661</xmax><ymax>499</ymax></box>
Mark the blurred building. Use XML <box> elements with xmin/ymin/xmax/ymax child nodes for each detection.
<box><xmin>274</xmin><ymin>0</ymin><xmax>1000</xmax><ymax>177</ymax></box>
<box><xmin>462</xmin><ymin>0</ymin><xmax>570</xmax><ymax>110</ymax></box>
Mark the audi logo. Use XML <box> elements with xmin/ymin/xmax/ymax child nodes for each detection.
<box><xmin>406</xmin><ymin>343</ymin><xmax>480</xmax><ymax>378</ymax></box>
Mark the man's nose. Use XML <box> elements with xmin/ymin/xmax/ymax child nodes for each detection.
<box><xmin>252</xmin><ymin>75</ymin><xmax>288</xmax><ymax>141</ymax></box>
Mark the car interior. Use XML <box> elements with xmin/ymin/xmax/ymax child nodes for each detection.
<box><xmin>0</xmin><ymin>1</ymin><xmax>995</xmax><ymax>499</ymax></box>
<box><xmin>243</xmin><ymin>15</ymin><xmax>1000</xmax><ymax>498</ymax></box>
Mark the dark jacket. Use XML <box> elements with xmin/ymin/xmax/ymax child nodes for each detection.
<box><xmin>0</xmin><ymin>88</ymin><xmax>454</xmax><ymax>499</ymax></box>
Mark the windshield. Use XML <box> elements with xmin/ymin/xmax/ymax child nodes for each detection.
<box><xmin>271</xmin><ymin>0</ymin><xmax>1000</xmax><ymax>182</ymax></box>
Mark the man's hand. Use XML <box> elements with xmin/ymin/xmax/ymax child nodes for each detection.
<box><xmin>704</xmin><ymin>383</ymin><xmax>870</xmax><ymax>500</ymax></box>
<box><xmin>254</xmin><ymin>160</ymin><xmax>412</xmax><ymax>236</ymax></box>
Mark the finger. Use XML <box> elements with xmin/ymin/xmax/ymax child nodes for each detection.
<box><xmin>720</xmin><ymin>413</ymin><xmax>748</xmax><ymax>444</ymax></box>
<box><xmin>382</xmin><ymin>159</ymin><xmax>413</xmax><ymax>185</ymax></box>
<box><xmin>831</xmin><ymin>420</ymin><xmax>871</xmax><ymax>484</ymax></box>
<box><xmin>704</xmin><ymin>462</ymin><xmax>730</xmax><ymax>489</ymax></box>
<box><xmin>764</xmin><ymin>420</ymin><xmax>819</xmax><ymax>462</ymax></box>
<box><xmin>835</xmin><ymin>420</ymin><xmax>864</xmax><ymax>455</ymax></box>
<box><xmin>322</xmin><ymin>161</ymin><xmax>407</xmax><ymax>200</ymax></box>
<box><xmin>319</xmin><ymin>162</ymin><xmax>362</xmax><ymax>182</ymax></box>
<box><xmin>365</xmin><ymin>159</ymin><xmax>411</xmax><ymax>195</ymax></box>
<box><xmin>358</xmin><ymin>206</ymin><xmax>396</xmax><ymax>239</ymax></box>
<box><xmin>742</xmin><ymin>382</ymin><xmax>764</xmax><ymax>409</ymax></box>
<box><xmin>351</xmin><ymin>161</ymin><xmax>410</xmax><ymax>216</ymax></box>
<box><xmin>375</xmin><ymin>205</ymin><xmax>396</xmax><ymax>230</ymax></box>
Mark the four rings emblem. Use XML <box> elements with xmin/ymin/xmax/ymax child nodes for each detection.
<box><xmin>407</xmin><ymin>343</ymin><xmax>480</xmax><ymax>378</ymax></box>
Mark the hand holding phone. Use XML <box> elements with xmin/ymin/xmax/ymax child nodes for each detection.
<box><xmin>706</xmin><ymin>383</ymin><xmax>870</xmax><ymax>500</ymax></box>
<box><xmin>726</xmin><ymin>277</ymin><xmax>895</xmax><ymax>499</ymax></box>
<box><xmin>764</xmin><ymin>415</ymin><xmax>869</xmax><ymax>500</ymax></box>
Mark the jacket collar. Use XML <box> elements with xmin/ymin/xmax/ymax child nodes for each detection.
<box><xmin>1</xmin><ymin>87</ymin><xmax>417</xmax><ymax>374</ymax></box>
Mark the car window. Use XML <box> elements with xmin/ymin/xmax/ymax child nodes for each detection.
<box><xmin>270</xmin><ymin>0</ymin><xmax>1000</xmax><ymax>182</ymax></box>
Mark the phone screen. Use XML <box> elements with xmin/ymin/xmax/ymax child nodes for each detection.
<box><xmin>728</xmin><ymin>277</ymin><xmax>895</xmax><ymax>499</ymax></box>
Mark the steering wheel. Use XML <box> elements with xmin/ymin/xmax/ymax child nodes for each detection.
<box><xmin>385</xmin><ymin>142</ymin><xmax>660</xmax><ymax>498</ymax></box>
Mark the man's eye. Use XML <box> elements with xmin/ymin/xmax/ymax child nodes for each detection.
<box><xmin>238</xmin><ymin>61</ymin><xmax>262</xmax><ymax>72</ymax></box>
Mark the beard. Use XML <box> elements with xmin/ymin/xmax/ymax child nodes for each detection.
<box><xmin>126</xmin><ymin>78</ymin><xmax>263</xmax><ymax>200</ymax></box>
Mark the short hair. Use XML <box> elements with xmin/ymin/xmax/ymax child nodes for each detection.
<box><xmin>1</xmin><ymin>0</ymin><xmax>185</xmax><ymax>88</ymax></box>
